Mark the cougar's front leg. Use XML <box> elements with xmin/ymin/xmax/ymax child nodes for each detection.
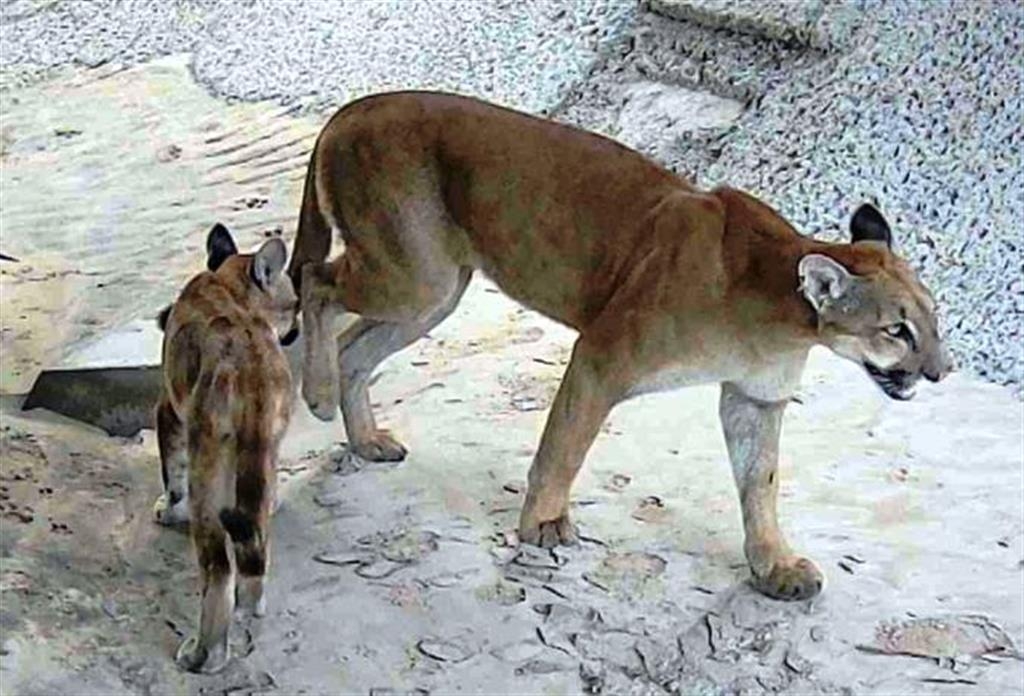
<box><xmin>519</xmin><ymin>341</ymin><xmax>617</xmax><ymax>548</ymax></box>
<box><xmin>719</xmin><ymin>383</ymin><xmax>823</xmax><ymax>600</ymax></box>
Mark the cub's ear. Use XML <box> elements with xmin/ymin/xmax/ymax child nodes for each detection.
<box><xmin>156</xmin><ymin>304</ymin><xmax>171</xmax><ymax>331</ymax></box>
<box><xmin>206</xmin><ymin>223</ymin><xmax>238</xmax><ymax>271</ymax></box>
<box><xmin>798</xmin><ymin>254</ymin><xmax>853</xmax><ymax>312</ymax></box>
<box><xmin>250</xmin><ymin>237</ymin><xmax>288</xmax><ymax>291</ymax></box>
<box><xmin>850</xmin><ymin>203</ymin><xmax>892</xmax><ymax>248</ymax></box>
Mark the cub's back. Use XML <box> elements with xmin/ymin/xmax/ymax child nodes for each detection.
<box><xmin>163</xmin><ymin>273</ymin><xmax>291</xmax><ymax>429</ymax></box>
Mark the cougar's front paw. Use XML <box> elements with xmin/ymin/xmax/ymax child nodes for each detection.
<box><xmin>352</xmin><ymin>430</ymin><xmax>407</xmax><ymax>462</ymax></box>
<box><xmin>519</xmin><ymin>513</ymin><xmax>578</xmax><ymax>549</ymax></box>
<box><xmin>752</xmin><ymin>555</ymin><xmax>824</xmax><ymax>601</ymax></box>
<box><xmin>175</xmin><ymin>635</ymin><xmax>230</xmax><ymax>674</ymax></box>
<box><xmin>153</xmin><ymin>493</ymin><xmax>188</xmax><ymax>526</ymax></box>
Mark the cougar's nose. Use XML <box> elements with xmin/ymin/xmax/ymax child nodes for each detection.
<box><xmin>924</xmin><ymin>347</ymin><xmax>954</xmax><ymax>383</ymax></box>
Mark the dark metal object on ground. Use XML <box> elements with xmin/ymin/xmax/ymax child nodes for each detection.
<box><xmin>22</xmin><ymin>365</ymin><xmax>163</xmax><ymax>437</ymax></box>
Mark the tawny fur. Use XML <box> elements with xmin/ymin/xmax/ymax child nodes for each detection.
<box><xmin>287</xmin><ymin>92</ymin><xmax>951</xmax><ymax>601</ymax></box>
<box><xmin>155</xmin><ymin>226</ymin><xmax>296</xmax><ymax>672</ymax></box>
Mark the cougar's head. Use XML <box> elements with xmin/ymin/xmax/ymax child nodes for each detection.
<box><xmin>798</xmin><ymin>204</ymin><xmax>953</xmax><ymax>400</ymax></box>
<box><xmin>206</xmin><ymin>224</ymin><xmax>300</xmax><ymax>346</ymax></box>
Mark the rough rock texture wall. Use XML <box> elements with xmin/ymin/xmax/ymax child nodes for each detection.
<box><xmin>0</xmin><ymin>0</ymin><xmax>637</xmax><ymax>114</ymax></box>
<box><xmin>651</xmin><ymin>0</ymin><xmax>862</xmax><ymax>51</ymax></box>
<box><xmin>2</xmin><ymin>0</ymin><xmax>1021</xmax><ymax>391</ymax></box>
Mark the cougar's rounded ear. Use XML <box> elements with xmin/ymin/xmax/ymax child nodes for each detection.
<box><xmin>798</xmin><ymin>254</ymin><xmax>853</xmax><ymax>312</ymax></box>
<box><xmin>206</xmin><ymin>223</ymin><xmax>238</xmax><ymax>271</ymax></box>
<box><xmin>250</xmin><ymin>237</ymin><xmax>288</xmax><ymax>291</ymax></box>
<box><xmin>850</xmin><ymin>203</ymin><xmax>892</xmax><ymax>248</ymax></box>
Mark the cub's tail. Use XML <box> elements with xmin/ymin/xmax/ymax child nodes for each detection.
<box><xmin>286</xmin><ymin>147</ymin><xmax>333</xmax><ymax>298</ymax></box>
<box><xmin>219</xmin><ymin>506</ymin><xmax>266</xmax><ymax>577</ymax></box>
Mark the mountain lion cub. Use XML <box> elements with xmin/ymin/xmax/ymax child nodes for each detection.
<box><xmin>154</xmin><ymin>224</ymin><xmax>297</xmax><ymax>672</ymax></box>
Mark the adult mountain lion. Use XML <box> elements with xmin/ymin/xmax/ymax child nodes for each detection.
<box><xmin>287</xmin><ymin>92</ymin><xmax>951</xmax><ymax>600</ymax></box>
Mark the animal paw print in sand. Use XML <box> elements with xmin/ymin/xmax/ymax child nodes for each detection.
<box><xmin>313</xmin><ymin>528</ymin><xmax>440</xmax><ymax>580</ymax></box>
<box><xmin>582</xmin><ymin>551</ymin><xmax>666</xmax><ymax>597</ymax></box>
<box><xmin>630</xmin><ymin>495</ymin><xmax>670</xmax><ymax>524</ymax></box>
<box><xmin>49</xmin><ymin>520</ymin><xmax>72</xmax><ymax>535</ymax></box>
<box><xmin>231</xmin><ymin>196</ymin><xmax>268</xmax><ymax>211</ymax></box>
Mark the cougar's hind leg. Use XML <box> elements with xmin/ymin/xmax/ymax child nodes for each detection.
<box><xmin>335</xmin><ymin>268</ymin><xmax>472</xmax><ymax>461</ymax></box>
<box><xmin>299</xmin><ymin>160</ymin><xmax>472</xmax><ymax>425</ymax></box>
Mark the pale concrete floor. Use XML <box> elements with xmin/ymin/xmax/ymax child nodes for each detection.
<box><xmin>1</xmin><ymin>58</ymin><xmax>1022</xmax><ymax>696</ymax></box>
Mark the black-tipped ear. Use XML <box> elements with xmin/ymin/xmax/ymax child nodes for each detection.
<box><xmin>206</xmin><ymin>223</ymin><xmax>238</xmax><ymax>271</ymax></box>
<box><xmin>250</xmin><ymin>237</ymin><xmax>287</xmax><ymax>291</ymax></box>
<box><xmin>279</xmin><ymin>325</ymin><xmax>299</xmax><ymax>346</ymax></box>
<box><xmin>850</xmin><ymin>203</ymin><xmax>892</xmax><ymax>248</ymax></box>
<box><xmin>156</xmin><ymin>305</ymin><xmax>171</xmax><ymax>331</ymax></box>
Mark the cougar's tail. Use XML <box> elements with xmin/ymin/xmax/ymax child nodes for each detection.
<box><xmin>287</xmin><ymin>147</ymin><xmax>333</xmax><ymax>298</ymax></box>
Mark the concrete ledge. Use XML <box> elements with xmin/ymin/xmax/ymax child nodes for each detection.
<box><xmin>649</xmin><ymin>0</ymin><xmax>862</xmax><ymax>51</ymax></box>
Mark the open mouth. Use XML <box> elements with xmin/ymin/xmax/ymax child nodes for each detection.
<box><xmin>863</xmin><ymin>362</ymin><xmax>916</xmax><ymax>401</ymax></box>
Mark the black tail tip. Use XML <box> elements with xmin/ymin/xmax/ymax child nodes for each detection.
<box><xmin>219</xmin><ymin>508</ymin><xmax>256</xmax><ymax>542</ymax></box>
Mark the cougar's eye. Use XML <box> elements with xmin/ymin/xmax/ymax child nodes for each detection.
<box><xmin>883</xmin><ymin>322</ymin><xmax>917</xmax><ymax>351</ymax></box>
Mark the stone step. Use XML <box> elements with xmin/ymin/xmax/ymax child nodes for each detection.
<box><xmin>648</xmin><ymin>0</ymin><xmax>861</xmax><ymax>52</ymax></box>
<box><xmin>554</xmin><ymin>8</ymin><xmax>817</xmax><ymax>139</ymax></box>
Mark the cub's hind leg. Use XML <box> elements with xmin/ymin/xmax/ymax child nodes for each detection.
<box><xmin>176</xmin><ymin>519</ymin><xmax>233</xmax><ymax>673</ymax></box>
<box><xmin>223</xmin><ymin>506</ymin><xmax>271</xmax><ymax>619</ymax></box>
<box><xmin>176</xmin><ymin>507</ymin><xmax>234</xmax><ymax>672</ymax></box>
<box><xmin>223</xmin><ymin>449</ymin><xmax>276</xmax><ymax>619</ymax></box>
<box><xmin>176</xmin><ymin>434</ymin><xmax>234</xmax><ymax>674</ymax></box>
<box><xmin>153</xmin><ymin>396</ymin><xmax>189</xmax><ymax>526</ymax></box>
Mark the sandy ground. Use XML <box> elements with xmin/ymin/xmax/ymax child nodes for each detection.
<box><xmin>0</xmin><ymin>55</ymin><xmax>321</xmax><ymax>393</ymax></box>
<box><xmin>2</xmin><ymin>279</ymin><xmax>1023</xmax><ymax>695</ymax></box>
<box><xmin>2</xmin><ymin>60</ymin><xmax>1023</xmax><ymax>696</ymax></box>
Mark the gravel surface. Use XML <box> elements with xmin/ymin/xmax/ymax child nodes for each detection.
<box><xmin>688</xmin><ymin>0</ymin><xmax>1024</xmax><ymax>393</ymax></box>
<box><xmin>2</xmin><ymin>0</ymin><xmax>1021</xmax><ymax>391</ymax></box>
<box><xmin>0</xmin><ymin>0</ymin><xmax>637</xmax><ymax>114</ymax></box>
<box><xmin>561</xmin><ymin>1</ymin><xmax>1024</xmax><ymax>394</ymax></box>
<box><xmin>650</xmin><ymin>0</ymin><xmax>862</xmax><ymax>51</ymax></box>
